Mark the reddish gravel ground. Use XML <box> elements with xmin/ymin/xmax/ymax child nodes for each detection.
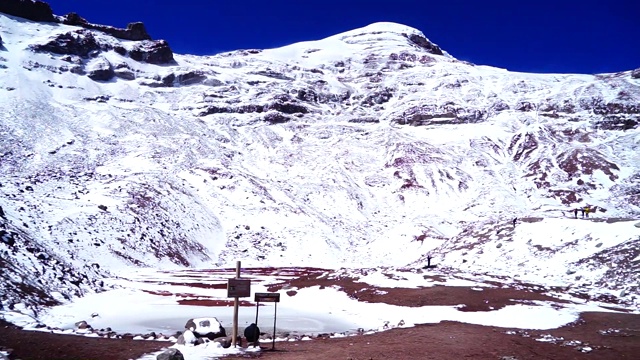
<box><xmin>1</xmin><ymin>270</ymin><xmax>638</xmax><ymax>360</ymax></box>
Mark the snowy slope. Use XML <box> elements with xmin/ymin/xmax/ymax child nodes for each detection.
<box><xmin>0</xmin><ymin>12</ymin><xmax>639</xmax><ymax>310</ymax></box>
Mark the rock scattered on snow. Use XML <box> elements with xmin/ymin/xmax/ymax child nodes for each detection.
<box><xmin>156</xmin><ymin>348</ymin><xmax>184</xmax><ymax>360</ymax></box>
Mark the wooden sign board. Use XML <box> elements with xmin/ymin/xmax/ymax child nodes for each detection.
<box><xmin>255</xmin><ymin>292</ymin><xmax>280</xmax><ymax>303</ymax></box>
<box><xmin>227</xmin><ymin>279</ymin><xmax>251</xmax><ymax>298</ymax></box>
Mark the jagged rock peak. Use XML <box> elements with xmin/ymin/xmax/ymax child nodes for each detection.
<box><xmin>60</xmin><ymin>12</ymin><xmax>152</xmax><ymax>41</ymax></box>
<box><xmin>0</xmin><ymin>0</ymin><xmax>152</xmax><ymax>41</ymax></box>
<box><xmin>0</xmin><ymin>0</ymin><xmax>55</xmax><ymax>22</ymax></box>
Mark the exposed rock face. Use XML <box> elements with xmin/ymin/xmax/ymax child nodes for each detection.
<box><xmin>113</xmin><ymin>63</ymin><xmax>135</xmax><ymax>80</ymax></box>
<box><xmin>30</xmin><ymin>29</ymin><xmax>106</xmax><ymax>58</ymax></box>
<box><xmin>405</xmin><ymin>33</ymin><xmax>444</xmax><ymax>55</ymax></box>
<box><xmin>61</xmin><ymin>13</ymin><xmax>152</xmax><ymax>41</ymax></box>
<box><xmin>632</xmin><ymin>68</ymin><xmax>640</xmax><ymax>79</ymax></box>
<box><xmin>177</xmin><ymin>70</ymin><xmax>208</xmax><ymax>86</ymax></box>
<box><xmin>129</xmin><ymin>40</ymin><xmax>175</xmax><ymax>64</ymax></box>
<box><xmin>0</xmin><ymin>0</ymin><xmax>55</xmax><ymax>22</ymax></box>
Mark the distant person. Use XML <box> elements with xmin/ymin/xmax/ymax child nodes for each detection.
<box><xmin>581</xmin><ymin>208</ymin><xmax>585</xmax><ymax>218</ymax></box>
<box><xmin>573</xmin><ymin>209</ymin><xmax>578</xmax><ymax>218</ymax></box>
<box><xmin>585</xmin><ymin>206</ymin><xmax>590</xmax><ymax>218</ymax></box>
<box><xmin>512</xmin><ymin>217</ymin><xmax>517</xmax><ymax>226</ymax></box>
<box><xmin>244</xmin><ymin>323</ymin><xmax>260</xmax><ymax>346</ymax></box>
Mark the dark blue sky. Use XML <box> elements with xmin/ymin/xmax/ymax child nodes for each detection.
<box><xmin>44</xmin><ymin>0</ymin><xmax>638</xmax><ymax>74</ymax></box>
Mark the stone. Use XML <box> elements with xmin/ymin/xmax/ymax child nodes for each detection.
<box><xmin>75</xmin><ymin>320</ymin><xmax>90</xmax><ymax>329</ymax></box>
<box><xmin>213</xmin><ymin>336</ymin><xmax>232</xmax><ymax>348</ymax></box>
<box><xmin>185</xmin><ymin>318</ymin><xmax>226</xmax><ymax>340</ymax></box>
<box><xmin>129</xmin><ymin>40</ymin><xmax>175</xmax><ymax>64</ymax></box>
<box><xmin>176</xmin><ymin>330</ymin><xmax>197</xmax><ymax>345</ymax></box>
<box><xmin>113</xmin><ymin>63</ymin><xmax>135</xmax><ymax>80</ymax></box>
<box><xmin>87</xmin><ymin>57</ymin><xmax>114</xmax><ymax>82</ymax></box>
<box><xmin>0</xmin><ymin>230</ymin><xmax>15</xmax><ymax>246</ymax></box>
<box><xmin>156</xmin><ymin>348</ymin><xmax>184</xmax><ymax>360</ymax></box>
<box><xmin>0</xmin><ymin>0</ymin><xmax>55</xmax><ymax>22</ymax></box>
<box><xmin>632</xmin><ymin>68</ymin><xmax>640</xmax><ymax>79</ymax></box>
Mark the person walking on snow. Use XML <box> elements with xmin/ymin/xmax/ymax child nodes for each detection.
<box><xmin>573</xmin><ymin>209</ymin><xmax>578</xmax><ymax>218</ymax></box>
<box><xmin>512</xmin><ymin>217</ymin><xmax>517</xmax><ymax>226</ymax></box>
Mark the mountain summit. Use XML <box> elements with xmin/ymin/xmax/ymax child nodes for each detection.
<box><xmin>0</xmin><ymin>4</ymin><xmax>639</xmax><ymax>311</ymax></box>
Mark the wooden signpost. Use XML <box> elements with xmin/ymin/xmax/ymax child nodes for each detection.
<box><xmin>227</xmin><ymin>261</ymin><xmax>251</xmax><ymax>347</ymax></box>
<box><xmin>254</xmin><ymin>292</ymin><xmax>281</xmax><ymax>350</ymax></box>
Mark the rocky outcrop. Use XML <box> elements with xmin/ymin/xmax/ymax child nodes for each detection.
<box><xmin>632</xmin><ymin>68</ymin><xmax>640</xmax><ymax>79</ymax></box>
<box><xmin>113</xmin><ymin>63</ymin><xmax>135</xmax><ymax>80</ymax></box>
<box><xmin>129</xmin><ymin>40</ymin><xmax>175</xmax><ymax>64</ymax></box>
<box><xmin>176</xmin><ymin>70</ymin><xmax>208</xmax><ymax>86</ymax></box>
<box><xmin>404</xmin><ymin>33</ymin><xmax>444</xmax><ymax>55</ymax></box>
<box><xmin>264</xmin><ymin>112</ymin><xmax>291</xmax><ymax>124</ymax></box>
<box><xmin>0</xmin><ymin>34</ymin><xmax>3</xmax><ymax>47</ymax></box>
<box><xmin>392</xmin><ymin>104</ymin><xmax>484</xmax><ymax>125</ymax></box>
<box><xmin>30</xmin><ymin>29</ymin><xmax>107</xmax><ymax>58</ymax></box>
<box><xmin>61</xmin><ymin>13</ymin><xmax>152</xmax><ymax>41</ymax></box>
<box><xmin>0</xmin><ymin>0</ymin><xmax>55</xmax><ymax>22</ymax></box>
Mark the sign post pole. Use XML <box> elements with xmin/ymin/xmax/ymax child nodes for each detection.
<box><xmin>272</xmin><ymin>301</ymin><xmax>277</xmax><ymax>350</ymax></box>
<box><xmin>254</xmin><ymin>292</ymin><xmax>280</xmax><ymax>351</ymax></box>
<box><xmin>232</xmin><ymin>260</ymin><xmax>240</xmax><ymax>347</ymax></box>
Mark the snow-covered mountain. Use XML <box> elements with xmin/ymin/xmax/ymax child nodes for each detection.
<box><xmin>1</xmin><ymin>2</ymin><xmax>639</xmax><ymax>311</ymax></box>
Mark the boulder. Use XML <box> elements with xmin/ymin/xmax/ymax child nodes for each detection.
<box><xmin>0</xmin><ymin>0</ymin><xmax>55</xmax><ymax>22</ymax></box>
<box><xmin>156</xmin><ymin>348</ymin><xmax>184</xmax><ymax>360</ymax></box>
<box><xmin>213</xmin><ymin>336</ymin><xmax>232</xmax><ymax>348</ymax></box>
<box><xmin>176</xmin><ymin>329</ymin><xmax>197</xmax><ymax>345</ymax></box>
<box><xmin>114</xmin><ymin>66</ymin><xmax>135</xmax><ymax>80</ymax></box>
<box><xmin>87</xmin><ymin>57</ymin><xmax>114</xmax><ymax>81</ymax></box>
<box><xmin>74</xmin><ymin>320</ymin><xmax>90</xmax><ymax>329</ymax></box>
<box><xmin>632</xmin><ymin>68</ymin><xmax>640</xmax><ymax>79</ymax></box>
<box><xmin>129</xmin><ymin>40</ymin><xmax>174</xmax><ymax>64</ymax></box>
<box><xmin>184</xmin><ymin>317</ymin><xmax>226</xmax><ymax>340</ymax></box>
<box><xmin>0</xmin><ymin>230</ymin><xmax>16</xmax><ymax>246</ymax></box>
